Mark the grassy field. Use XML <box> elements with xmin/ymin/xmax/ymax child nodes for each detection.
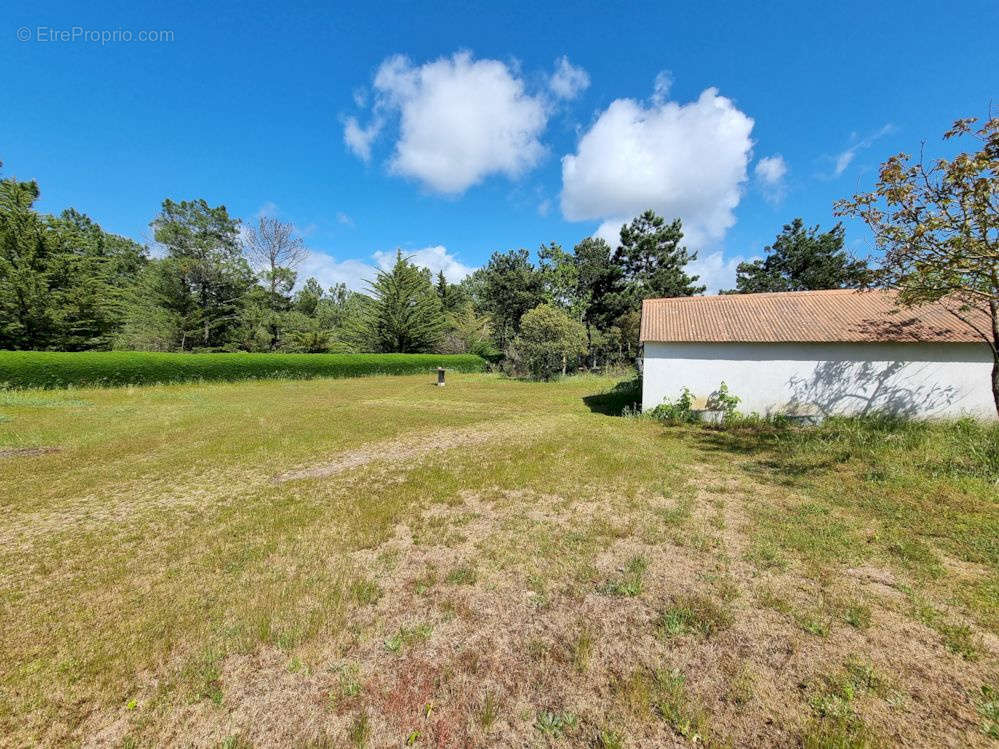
<box><xmin>1</xmin><ymin>373</ymin><xmax>996</xmax><ymax>747</ymax></box>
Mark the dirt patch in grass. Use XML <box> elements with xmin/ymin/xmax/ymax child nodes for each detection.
<box><xmin>90</xmin><ymin>478</ymin><xmax>997</xmax><ymax>747</ymax></box>
<box><xmin>4</xmin><ymin>377</ymin><xmax>996</xmax><ymax>747</ymax></box>
<box><xmin>273</xmin><ymin>417</ymin><xmax>568</xmax><ymax>483</ymax></box>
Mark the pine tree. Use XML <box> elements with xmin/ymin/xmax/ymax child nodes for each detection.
<box><xmin>365</xmin><ymin>251</ymin><xmax>445</xmax><ymax>353</ymax></box>
<box><xmin>0</xmin><ymin>176</ymin><xmax>53</xmax><ymax>348</ymax></box>
<box><xmin>725</xmin><ymin>219</ymin><xmax>868</xmax><ymax>294</ymax></box>
<box><xmin>613</xmin><ymin>210</ymin><xmax>705</xmax><ymax>306</ymax></box>
<box><xmin>149</xmin><ymin>199</ymin><xmax>254</xmax><ymax>349</ymax></box>
<box><xmin>478</xmin><ymin>248</ymin><xmax>545</xmax><ymax>349</ymax></box>
<box><xmin>572</xmin><ymin>236</ymin><xmax>623</xmax><ymax>341</ymax></box>
<box><xmin>0</xmin><ymin>172</ymin><xmax>146</xmax><ymax>350</ymax></box>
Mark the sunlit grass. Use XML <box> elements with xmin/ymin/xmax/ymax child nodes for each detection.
<box><xmin>0</xmin><ymin>373</ymin><xmax>671</xmax><ymax>741</ymax></box>
<box><xmin>1</xmin><ymin>373</ymin><xmax>995</xmax><ymax>745</ymax></box>
<box><xmin>691</xmin><ymin>416</ymin><xmax>999</xmax><ymax>632</ymax></box>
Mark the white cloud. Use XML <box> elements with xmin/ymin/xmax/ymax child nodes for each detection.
<box><xmin>687</xmin><ymin>250</ymin><xmax>754</xmax><ymax>294</ymax></box>
<box><xmin>754</xmin><ymin>155</ymin><xmax>787</xmax><ymax>185</ymax></box>
<box><xmin>343</xmin><ymin>116</ymin><xmax>384</xmax><ymax>162</ymax></box>
<box><xmin>592</xmin><ymin>220</ymin><xmax>625</xmax><ymax>250</ymax></box>
<box><xmin>831</xmin><ymin>124</ymin><xmax>894</xmax><ymax>177</ymax></box>
<box><xmin>336</xmin><ymin>211</ymin><xmax>355</xmax><ymax>227</ymax></box>
<box><xmin>537</xmin><ymin>198</ymin><xmax>552</xmax><ymax>217</ymax></box>
<box><xmin>255</xmin><ymin>201</ymin><xmax>279</xmax><ymax>219</ymax></box>
<box><xmin>651</xmin><ymin>70</ymin><xmax>673</xmax><ymax>105</ymax></box>
<box><xmin>346</xmin><ymin>51</ymin><xmax>549</xmax><ymax>194</ymax></box>
<box><xmin>560</xmin><ymin>84</ymin><xmax>755</xmax><ymax>250</ymax></box>
<box><xmin>754</xmin><ymin>154</ymin><xmax>788</xmax><ymax>203</ymax></box>
<box><xmin>299</xmin><ymin>244</ymin><xmax>476</xmax><ymax>291</ymax></box>
<box><xmin>298</xmin><ymin>251</ymin><xmax>377</xmax><ymax>291</ymax></box>
<box><xmin>833</xmin><ymin>149</ymin><xmax>854</xmax><ymax>177</ymax></box>
<box><xmin>373</xmin><ymin>245</ymin><xmax>476</xmax><ymax>283</ymax></box>
<box><xmin>549</xmin><ymin>56</ymin><xmax>590</xmax><ymax>100</ymax></box>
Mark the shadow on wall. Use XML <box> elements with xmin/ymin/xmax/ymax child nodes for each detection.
<box><xmin>786</xmin><ymin>360</ymin><xmax>958</xmax><ymax>417</ymax></box>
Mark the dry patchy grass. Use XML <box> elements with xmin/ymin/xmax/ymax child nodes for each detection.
<box><xmin>0</xmin><ymin>373</ymin><xmax>996</xmax><ymax>747</ymax></box>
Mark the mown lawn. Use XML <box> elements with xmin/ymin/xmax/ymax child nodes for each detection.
<box><xmin>0</xmin><ymin>374</ymin><xmax>996</xmax><ymax>747</ymax></box>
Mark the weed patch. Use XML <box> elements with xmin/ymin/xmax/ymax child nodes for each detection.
<box><xmin>803</xmin><ymin>658</ymin><xmax>885</xmax><ymax>748</ymax></box>
<box><xmin>444</xmin><ymin>566</ymin><xmax>477</xmax><ymax>585</ymax></box>
<box><xmin>534</xmin><ymin>710</ymin><xmax>578</xmax><ymax>738</ymax></box>
<box><xmin>980</xmin><ymin>684</ymin><xmax>999</xmax><ymax>739</ymax></box>
<box><xmin>615</xmin><ymin>667</ymin><xmax>713</xmax><ymax>742</ymax></box>
<box><xmin>599</xmin><ymin>555</ymin><xmax>648</xmax><ymax>597</ymax></box>
<box><xmin>656</xmin><ymin>594</ymin><xmax>732</xmax><ymax>639</ymax></box>
<box><xmin>841</xmin><ymin>601</ymin><xmax>872</xmax><ymax>630</ymax></box>
<box><xmin>384</xmin><ymin>623</ymin><xmax>433</xmax><ymax>654</ymax></box>
<box><xmin>908</xmin><ymin>591</ymin><xmax>984</xmax><ymax>660</ymax></box>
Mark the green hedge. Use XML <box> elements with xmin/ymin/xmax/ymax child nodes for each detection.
<box><xmin>0</xmin><ymin>351</ymin><xmax>488</xmax><ymax>389</ymax></box>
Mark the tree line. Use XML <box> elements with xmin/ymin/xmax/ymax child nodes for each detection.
<box><xmin>1</xmin><ymin>116</ymin><xmax>993</xmax><ymax>405</ymax></box>
<box><xmin>0</xmin><ymin>164</ymin><xmax>871</xmax><ymax>377</ymax></box>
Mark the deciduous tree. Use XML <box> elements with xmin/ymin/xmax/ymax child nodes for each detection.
<box><xmin>538</xmin><ymin>241</ymin><xmax>582</xmax><ymax>316</ymax></box>
<box><xmin>439</xmin><ymin>303</ymin><xmax>498</xmax><ymax>359</ymax></box>
<box><xmin>835</xmin><ymin>116</ymin><xmax>999</xmax><ymax>415</ymax></box>
<box><xmin>242</xmin><ymin>216</ymin><xmax>307</xmax><ymax>302</ymax></box>
<box><xmin>508</xmin><ymin>303</ymin><xmax>587</xmax><ymax>379</ymax></box>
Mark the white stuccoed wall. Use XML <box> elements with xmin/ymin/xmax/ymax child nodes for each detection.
<box><xmin>642</xmin><ymin>342</ymin><xmax>995</xmax><ymax>419</ymax></box>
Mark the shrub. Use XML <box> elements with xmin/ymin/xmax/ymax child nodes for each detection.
<box><xmin>648</xmin><ymin>387</ymin><xmax>696</xmax><ymax>424</ymax></box>
<box><xmin>649</xmin><ymin>382</ymin><xmax>745</xmax><ymax>425</ymax></box>
<box><xmin>707</xmin><ymin>381</ymin><xmax>740</xmax><ymax>415</ymax></box>
<box><xmin>0</xmin><ymin>351</ymin><xmax>487</xmax><ymax>389</ymax></box>
<box><xmin>507</xmin><ymin>304</ymin><xmax>587</xmax><ymax>380</ymax></box>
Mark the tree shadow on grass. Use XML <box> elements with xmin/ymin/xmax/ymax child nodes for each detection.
<box><xmin>582</xmin><ymin>377</ymin><xmax>642</xmax><ymax>416</ymax></box>
<box><xmin>683</xmin><ymin>425</ymin><xmax>847</xmax><ymax>482</ymax></box>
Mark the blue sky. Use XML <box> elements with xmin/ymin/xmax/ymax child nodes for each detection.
<box><xmin>2</xmin><ymin>0</ymin><xmax>997</xmax><ymax>292</ymax></box>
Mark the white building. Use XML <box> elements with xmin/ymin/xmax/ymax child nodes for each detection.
<box><xmin>640</xmin><ymin>290</ymin><xmax>995</xmax><ymax>419</ymax></box>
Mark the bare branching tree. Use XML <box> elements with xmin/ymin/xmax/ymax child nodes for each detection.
<box><xmin>241</xmin><ymin>217</ymin><xmax>308</xmax><ymax>298</ymax></box>
<box><xmin>835</xmin><ymin>116</ymin><xmax>999</xmax><ymax>416</ymax></box>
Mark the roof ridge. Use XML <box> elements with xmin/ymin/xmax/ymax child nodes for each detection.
<box><xmin>643</xmin><ymin>288</ymin><xmax>876</xmax><ymax>304</ymax></box>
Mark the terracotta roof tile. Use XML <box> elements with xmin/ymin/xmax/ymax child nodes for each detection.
<box><xmin>640</xmin><ymin>289</ymin><xmax>989</xmax><ymax>344</ymax></box>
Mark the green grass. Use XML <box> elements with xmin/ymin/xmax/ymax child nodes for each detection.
<box><xmin>695</xmin><ymin>416</ymin><xmax>999</xmax><ymax>630</ymax></box>
<box><xmin>656</xmin><ymin>593</ymin><xmax>733</xmax><ymax>639</ymax></box>
<box><xmin>0</xmin><ymin>350</ymin><xmax>487</xmax><ymax>389</ymax></box>
<box><xmin>616</xmin><ymin>667</ymin><xmax>713</xmax><ymax>742</ymax></box>
<box><xmin>0</xmin><ymin>373</ymin><xmax>995</xmax><ymax>746</ymax></box>
<box><xmin>803</xmin><ymin>658</ymin><xmax>886</xmax><ymax>747</ymax></box>
<box><xmin>599</xmin><ymin>555</ymin><xmax>648</xmax><ymax>597</ymax></box>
